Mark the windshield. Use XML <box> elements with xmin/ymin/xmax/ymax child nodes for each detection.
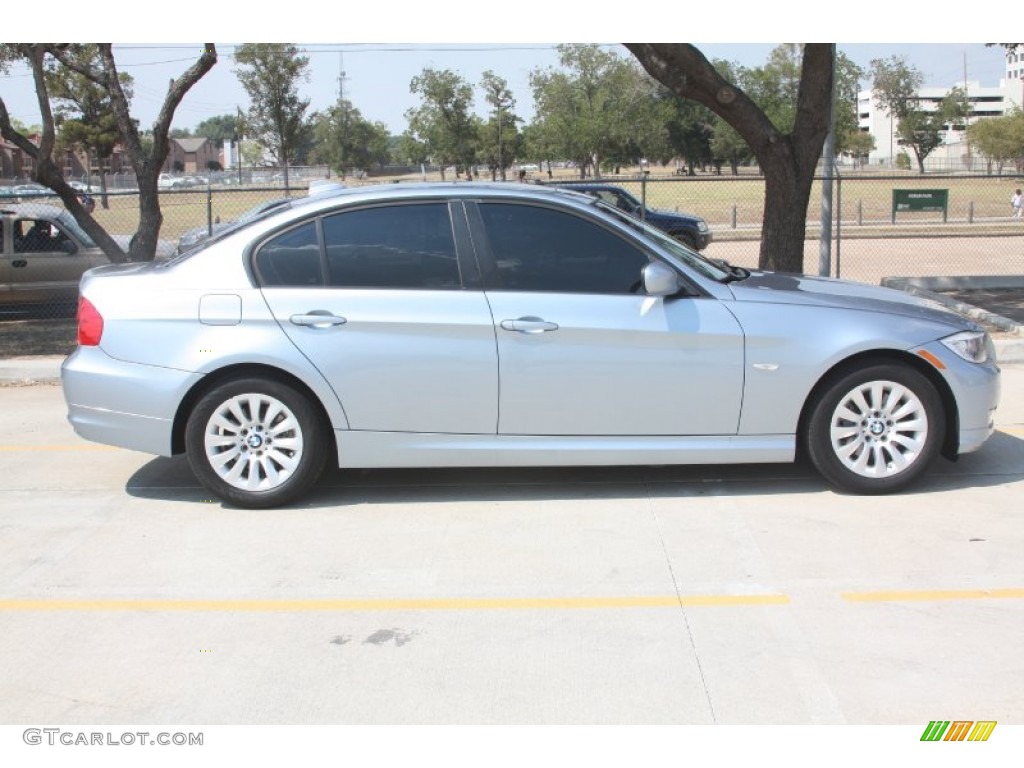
<box><xmin>592</xmin><ymin>200</ymin><xmax>730</xmax><ymax>282</ymax></box>
<box><xmin>56</xmin><ymin>210</ymin><xmax>96</xmax><ymax>248</ymax></box>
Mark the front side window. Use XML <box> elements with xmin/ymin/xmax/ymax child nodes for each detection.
<box><xmin>321</xmin><ymin>203</ymin><xmax>460</xmax><ymax>289</ymax></box>
<box><xmin>14</xmin><ymin>219</ymin><xmax>74</xmax><ymax>254</ymax></box>
<box><xmin>478</xmin><ymin>203</ymin><xmax>650</xmax><ymax>294</ymax></box>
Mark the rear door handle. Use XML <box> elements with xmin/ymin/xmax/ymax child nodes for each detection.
<box><xmin>290</xmin><ymin>311</ymin><xmax>347</xmax><ymax>328</ymax></box>
<box><xmin>12</xmin><ymin>260</ymin><xmax>27</xmax><ymax>268</ymax></box>
<box><xmin>500</xmin><ymin>317</ymin><xmax>559</xmax><ymax>334</ymax></box>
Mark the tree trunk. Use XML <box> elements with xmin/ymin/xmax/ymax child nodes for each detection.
<box><xmin>759</xmin><ymin>152</ymin><xmax>812</xmax><ymax>272</ymax></box>
<box><xmin>625</xmin><ymin>43</ymin><xmax>833</xmax><ymax>274</ymax></box>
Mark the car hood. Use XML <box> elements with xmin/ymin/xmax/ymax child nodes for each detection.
<box><xmin>727</xmin><ymin>271</ymin><xmax>979</xmax><ymax>330</ymax></box>
<box><xmin>649</xmin><ymin>208</ymin><xmax>701</xmax><ymax>224</ymax></box>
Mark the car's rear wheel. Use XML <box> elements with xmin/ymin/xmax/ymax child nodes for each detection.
<box><xmin>805</xmin><ymin>363</ymin><xmax>945</xmax><ymax>494</ymax></box>
<box><xmin>185</xmin><ymin>377</ymin><xmax>328</xmax><ymax>508</ymax></box>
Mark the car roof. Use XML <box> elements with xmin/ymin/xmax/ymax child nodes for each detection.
<box><xmin>287</xmin><ymin>181</ymin><xmax>598</xmax><ymax>209</ymax></box>
<box><xmin>0</xmin><ymin>203</ymin><xmax>65</xmax><ymax>218</ymax></box>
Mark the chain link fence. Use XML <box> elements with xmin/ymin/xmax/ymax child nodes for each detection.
<box><xmin>3</xmin><ymin>170</ymin><xmax>1023</xmax><ymax>321</ymax></box>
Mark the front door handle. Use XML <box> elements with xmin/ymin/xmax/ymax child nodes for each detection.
<box><xmin>290</xmin><ymin>311</ymin><xmax>347</xmax><ymax>328</ymax></box>
<box><xmin>500</xmin><ymin>316</ymin><xmax>559</xmax><ymax>334</ymax></box>
<box><xmin>12</xmin><ymin>260</ymin><xmax>27</xmax><ymax>268</ymax></box>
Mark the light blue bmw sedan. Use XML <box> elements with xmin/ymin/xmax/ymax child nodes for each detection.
<box><xmin>61</xmin><ymin>183</ymin><xmax>1000</xmax><ymax>508</ymax></box>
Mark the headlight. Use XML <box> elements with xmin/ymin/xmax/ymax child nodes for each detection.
<box><xmin>940</xmin><ymin>330</ymin><xmax>991</xmax><ymax>364</ymax></box>
<box><xmin>697</xmin><ymin>219</ymin><xmax>709</xmax><ymax>232</ymax></box>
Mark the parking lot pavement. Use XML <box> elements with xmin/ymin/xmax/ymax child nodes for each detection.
<box><xmin>0</xmin><ymin>368</ymin><xmax>1022</xmax><ymax>725</ymax></box>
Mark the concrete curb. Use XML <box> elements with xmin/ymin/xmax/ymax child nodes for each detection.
<box><xmin>882</xmin><ymin>275</ymin><xmax>1024</xmax><ymax>335</ymax></box>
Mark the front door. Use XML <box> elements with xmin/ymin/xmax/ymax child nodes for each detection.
<box><xmin>471</xmin><ymin>201</ymin><xmax>744</xmax><ymax>436</ymax></box>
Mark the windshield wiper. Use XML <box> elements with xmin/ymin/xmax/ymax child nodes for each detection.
<box><xmin>710</xmin><ymin>258</ymin><xmax>750</xmax><ymax>282</ymax></box>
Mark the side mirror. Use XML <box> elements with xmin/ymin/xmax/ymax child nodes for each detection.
<box><xmin>61</xmin><ymin>239</ymin><xmax>77</xmax><ymax>255</ymax></box>
<box><xmin>642</xmin><ymin>261</ymin><xmax>682</xmax><ymax>297</ymax></box>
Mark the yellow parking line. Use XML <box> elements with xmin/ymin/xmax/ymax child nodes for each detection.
<box><xmin>0</xmin><ymin>445</ymin><xmax>119</xmax><ymax>452</ymax></box>
<box><xmin>0</xmin><ymin>594</ymin><xmax>790</xmax><ymax>613</ymax></box>
<box><xmin>843</xmin><ymin>588</ymin><xmax>1024</xmax><ymax>603</ymax></box>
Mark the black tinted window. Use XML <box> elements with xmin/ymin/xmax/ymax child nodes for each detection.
<box><xmin>322</xmin><ymin>203</ymin><xmax>460</xmax><ymax>289</ymax></box>
<box><xmin>255</xmin><ymin>222</ymin><xmax>323</xmax><ymax>287</ymax></box>
<box><xmin>478</xmin><ymin>203</ymin><xmax>649</xmax><ymax>294</ymax></box>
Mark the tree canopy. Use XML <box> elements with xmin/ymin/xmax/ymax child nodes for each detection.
<box><xmin>0</xmin><ymin>43</ymin><xmax>217</xmax><ymax>262</ymax></box>
<box><xmin>234</xmin><ymin>43</ymin><xmax>311</xmax><ymax>188</ymax></box>
<box><xmin>626</xmin><ymin>43</ymin><xmax>835</xmax><ymax>272</ymax></box>
<box><xmin>404</xmin><ymin>67</ymin><xmax>479</xmax><ymax>180</ymax></box>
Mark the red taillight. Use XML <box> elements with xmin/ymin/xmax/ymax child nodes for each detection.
<box><xmin>77</xmin><ymin>296</ymin><xmax>104</xmax><ymax>346</ymax></box>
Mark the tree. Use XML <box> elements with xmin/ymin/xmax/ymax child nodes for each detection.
<box><xmin>842</xmin><ymin>130</ymin><xmax>876</xmax><ymax>169</ymax></box>
<box><xmin>869</xmin><ymin>55</ymin><xmax>922</xmax><ymax>122</ymax></box>
<box><xmin>194</xmin><ymin>114</ymin><xmax>239</xmax><ymax>146</ymax></box>
<box><xmin>479</xmin><ymin>70</ymin><xmax>520</xmax><ymax>181</ymax></box>
<box><xmin>234</xmin><ymin>43</ymin><xmax>311</xmax><ymax>189</ymax></box>
<box><xmin>42</xmin><ymin>44</ymin><xmax>134</xmax><ymax>209</ymax></box>
<box><xmin>832</xmin><ymin>51</ymin><xmax>865</xmax><ymax>157</ymax></box>
<box><xmin>626</xmin><ymin>43</ymin><xmax>834</xmax><ymax>273</ymax></box>
<box><xmin>870</xmin><ymin>56</ymin><xmax>967</xmax><ymax>173</ymax></box>
<box><xmin>405</xmin><ymin>67</ymin><xmax>478</xmax><ymax>180</ymax></box>
<box><xmin>0</xmin><ymin>43</ymin><xmax>217</xmax><ymax>262</ymax></box>
<box><xmin>897</xmin><ymin>90</ymin><xmax>968</xmax><ymax>174</ymax></box>
<box><xmin>659</xmin><ymin>89</ymin><xmax>714</xmax><ymax>174</ymax></box>
<box><xmin>530</xmin><ymin>45</ymin><xmax>663</xmax><ymax>179</ymax></box>
<box><xmin>710</xmin><ymin>121</ymin><xmax>752</xmax><ymax>175</ymax></box>
<box><xmin>311</xmin><ymin>100</ymin><xmax>390</xmax><ymax>177</ymax></box>
<box><xmin>967</xmin><ymin>108</ymin><xmax>1024</xmax><ymax>173</ymax></box>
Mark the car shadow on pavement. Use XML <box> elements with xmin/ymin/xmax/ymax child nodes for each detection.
<box><xmin>124</xmin><ymin>430</ymin><xmax>1023</xmax><ymax>509</ymax></box>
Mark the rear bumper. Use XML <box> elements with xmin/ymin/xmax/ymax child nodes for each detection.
<box><xmin>61</xmin><ymin>346</ymin><xmax>203</xmax><ymax>456</ymax></box>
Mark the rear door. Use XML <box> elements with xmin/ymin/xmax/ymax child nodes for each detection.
<box><xmin>256</xmin><ymin>200</ymin><xmax>499</xmax><ymax>434</ymax></box>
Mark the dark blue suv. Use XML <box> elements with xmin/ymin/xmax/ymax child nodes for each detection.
<box><xmin>558</xmin><ymin>183</ymin><xmax>712</xmax><ymax>251</ymax></box>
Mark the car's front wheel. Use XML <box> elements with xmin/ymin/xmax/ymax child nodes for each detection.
<box><xmin>185</xmin><ymin>377</ymin><xmax>328</xmax><ymax>508</ymax></box>
<box><xmin>804</xmin><ymin>363</ymin><xmax>945</xmax><ymax>494</ymax></box>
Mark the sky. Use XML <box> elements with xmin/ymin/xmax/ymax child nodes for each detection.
<box><xmin>0</xmin><ymin>3</ymin><xmax>1013</xmax><ymax>135</ymax></box>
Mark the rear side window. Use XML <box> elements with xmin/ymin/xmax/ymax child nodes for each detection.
<box><xmin>321</xmin><ymin>203</ymin><xmax>460</xmax><ymax>289</ymax></box>
<box><xmin>255</xmin><ymin>222</ymin><xmax>323</xmax><ymax>287</ymax></box>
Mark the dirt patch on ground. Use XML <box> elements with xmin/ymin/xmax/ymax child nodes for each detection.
<box><xmin>0</xmin><ymin>318</ymin><xmax>77</xmax><ymax>358</ymax></box>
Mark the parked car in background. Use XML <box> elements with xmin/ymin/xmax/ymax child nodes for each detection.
<box><xmin>61</xmin><ymin>183</ymin><xmax>999</xmax><ymax>508</ymax></box>
<box><xmin>1</xmin><ymin>203</ymin><xmax>175</xmax><ymax>308</ymax></box>
<box><xmin>558</xmin><ymin>182</ymin><xmax>712</xmax><ymax>251</ymax></box>
<box><xmin>69</xmin><ymin>181</ymin><xmax>102</xmax><ymax>194</ymax></box>
<box><xmin>12</xmin><ymin>183</ymin><xmax>53</xmax><ymax>200</ymax></box>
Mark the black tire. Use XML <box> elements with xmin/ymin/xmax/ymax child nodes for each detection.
<box><xmin>804</xmin><ymin>363</ymin><xmax>945</xmax><ymax>494</ymax></box>
<box><xmin>185</xmin><ymin>377</ymin><xmax>328</xmax><ymax>508</ymax></box>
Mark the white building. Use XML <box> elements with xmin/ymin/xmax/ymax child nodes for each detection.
<box><xmin>856</xmin><ymin>51</ymin><xmax>1023</xmax><ymax>169</ymax></box>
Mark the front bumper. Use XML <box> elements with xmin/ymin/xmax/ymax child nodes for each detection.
<box><xmin>912</xmin><ymin>339</ymin><xmax>1000</xmax><ymax>455</ymax></box>
<box><xmin>62</xmin><ymin>346</ymin><xmax>203</xmax><ymax>457</ymax></box>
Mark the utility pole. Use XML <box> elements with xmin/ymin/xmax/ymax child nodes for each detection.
<box><xmin>818</xmin><ymin>43</ymin><xmax>836</xmax><ymax>278</ymax></box>
<box><xmin>964</xmin><ymin>51</ymin><xmax>972</xmax><ymax>169</ymax></box>
<box><xmin>336</xmin><ymin>51</ymin><xmax>347</xmax><ymax>178</ymax></box>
